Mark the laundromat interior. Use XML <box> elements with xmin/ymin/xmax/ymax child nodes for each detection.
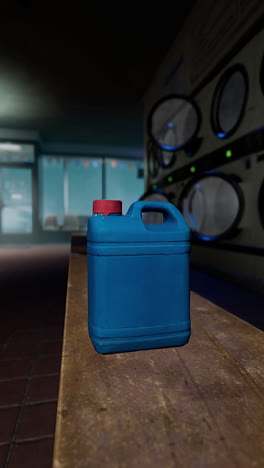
<box><xmin>0</xmin><ymin>1</ymin><xmax>264</xmax><ymax>467</ymax></box>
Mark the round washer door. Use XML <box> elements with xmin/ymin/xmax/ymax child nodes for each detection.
<box><xmin>159</xmin><ymin>148</ymin><xmax>176</xmax><ymax>168</ymax></box>
<box><xmin>211</xmin><ymin>65</ymin><xmax>248</xmax><ymax>139</ymax></box>
<box><xmin>180</xmin><ymin>173</ymin><xmax>244</xmax><ymax>240</ymax></box>
<box><xmin>147</xmin><ymin>94</ymin><xmax>201</xmax><ymax>151</ymax></box>
<box><xmin>147</xmin><ymin>139</ymin><xmax>160</xmax><ymax>178</ymax></box>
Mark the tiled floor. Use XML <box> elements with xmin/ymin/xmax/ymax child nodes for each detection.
<box><xmin>0</xmin><ymin>326</ymin><xmax>63</xmax><ymax>468</ymax></box>
<box><xmin>0</xmin><ymin>245</ymin><xmax>69</xmax><ymax>468</ymax></box>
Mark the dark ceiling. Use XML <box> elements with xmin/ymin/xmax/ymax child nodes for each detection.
<box><xmin>0</xmin><ymin>1</ymin><xmax>196</xmax><ymax>112</ymax></box>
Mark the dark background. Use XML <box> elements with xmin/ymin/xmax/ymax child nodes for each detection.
<box><xmin>0</xmin><ymin>0</ymin><xmax>196</xmax><ymax>144</ymax></box>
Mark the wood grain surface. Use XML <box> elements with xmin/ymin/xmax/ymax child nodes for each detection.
<box><xmin>53</xmin><ymin>253</ymin><xmax>264</xmax><ymax>468</ymax></box>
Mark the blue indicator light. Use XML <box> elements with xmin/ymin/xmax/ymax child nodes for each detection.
<box><xmin>167</xmin><ymin>122</ymin><xmax>174</xmax><ymax>128</ymax></box>
<box><xmin>158</xmin><ymin>141</ymin><xmax>183</xmax><ymax>151</ymax></box>
<box><xmin>198</xmin><ymin>235</ymin><xmax>220</xmax><ymax>241</ymax></box>
<box><xmin>160</xmin><ymin>144</ymin><xmax>176</xmax><ymax>151</ymax></box>
<box><xmin>217</xmin><ymin>132</ymin><xmax>226</xmax><ymax>139</ymax></box>
<box><xmin>195</xmin><ymin>184</ymin><xmax>201</xmax><ymax>189</ymax></box>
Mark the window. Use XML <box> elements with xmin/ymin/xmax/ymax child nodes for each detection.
<box><xmin>39</xmin><ymin>156</ymin><xmax>102</xmax><ymax>231</ymax></box>
<box><xmin>105</xmin><ymin>158</ymin><xmax>144</xmax><ymax>214</ymax></box>
<box><xmin>0</xmin><ymin>142</ymin><xmax>35</xmax><ymax>163</ymax></box>
<box><xmin>0</xmin><ymin>142</ymin><xmax>35</xmax><ymax>236</ymax></box>
<box><xmin>0</xmin><ymin>167</ymin><xmax>32</xmax><ymax>234</ymax></box>
<box><xmin>66</xmin><ymin>158</ymin><xmax>103</xmax><ymax>230</ymax></box>
<box><xmin>39</xmin><ymin>156</ymin><xmax>64</xmax><ymax>230</ymax></box>
<box><xmin>39</xmin><ymin>155</ymin><xmax>144</xmax><ymax>231</ymax></box>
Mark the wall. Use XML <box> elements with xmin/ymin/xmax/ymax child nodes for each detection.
<box><xmin>0</xmin><ymin>105</ymin><xmax>144</xmax><ymax>158</ymax></box>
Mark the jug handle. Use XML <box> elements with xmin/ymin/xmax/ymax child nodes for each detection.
<box><xmin>127</xmin><ymin>201</ymin><xmax>184</xmax><ymax>225</ymax></box>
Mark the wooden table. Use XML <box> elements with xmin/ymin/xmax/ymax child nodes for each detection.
<box><xmin>53</xmin><ymin>253</ymin><xmax>264</xmax><ymax>468</ymax></box>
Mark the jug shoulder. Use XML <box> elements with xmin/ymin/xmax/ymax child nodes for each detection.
<box><xmin>87</xmin><ymin>211</ymin><xmax>190</xmax><ymax>243</ymax></box>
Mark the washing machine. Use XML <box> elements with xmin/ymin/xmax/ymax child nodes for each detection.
<box><xmin>144</xmin><ymin>17</ymin><xmax>264</xmax><ymax>285</ymax></box>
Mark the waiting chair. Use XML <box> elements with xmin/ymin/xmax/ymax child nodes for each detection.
<box><xmin>43</xmin><ymin>214</ymin><xmax>59</xmax><ymax>230</ymax></box>
<box><xmin>62</xmin><ymin>214</ymin><xmax>80</xmax><ymax>231</ymax></box>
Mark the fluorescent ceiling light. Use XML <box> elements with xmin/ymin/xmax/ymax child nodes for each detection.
<box><xmin>0</xmin><ymin>143</ymin><xmax>22</xmax><ymax>151</ymax></box>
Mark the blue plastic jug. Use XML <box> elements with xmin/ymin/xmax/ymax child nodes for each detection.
<box><xmin>87</xmin><ymin>200</ymin><xmax>191</xmax><ymax>354</ymax></box>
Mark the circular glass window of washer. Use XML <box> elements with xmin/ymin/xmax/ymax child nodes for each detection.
<box><xmin>148</xmin><ymin>96</ymin><xmax>200</xmax><ymax>151</ymax></box>
<box><xmin>181</xmin><ymin>174</ymin><xmax>244</xmax><ymax>240</ymax></box>
<box><xmin>147</xmin><ymin>140</ymin><xmax>160</xmax><ymax>178</ymax></box>
<box><xmin>141</xmin><ymin>191</ymin><xmax>170</xmax><ymax>225</ymax></box>
<box><xmin>212</xmin><ymin>65</ymin><xmax>248</xmax><ymax>138</ymax></box>
<box><xmin>159</xmin><ymin>148</ymin><xmax>176</xmax><ymax>168</ymax></box>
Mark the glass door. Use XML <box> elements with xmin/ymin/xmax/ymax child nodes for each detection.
<box><xmin>0</xmin><ymin>167</ymin><xmax>33</xmax><ymax>234</ymax></box>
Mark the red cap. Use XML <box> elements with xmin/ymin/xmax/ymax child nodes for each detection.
<box><xmin>93</xmin><ymin>200</ymin><xmax>122</xmax><ymax>216</ymax></box>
